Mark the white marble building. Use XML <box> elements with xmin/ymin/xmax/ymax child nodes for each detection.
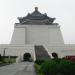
<box><xmin>0</xmin><ymin>7</ymin><xmax>75</xmax><ymax>61</ymax></box>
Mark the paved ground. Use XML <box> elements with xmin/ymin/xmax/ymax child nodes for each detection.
<box><xmin>0</xmin><ymin>62</ymin><xmax>36</xmax><ymax>75</ymax></box>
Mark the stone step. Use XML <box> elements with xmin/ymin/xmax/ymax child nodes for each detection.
<box><xmin>35</xmin><ymin>45</ymin><xmax>50</xmax><ymax>60</ymax></box>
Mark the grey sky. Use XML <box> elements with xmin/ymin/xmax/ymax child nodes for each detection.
<box><xmin>0</xmin><ymin>0</ymin><xmax>75</xmax><ymax>44</ymax></box>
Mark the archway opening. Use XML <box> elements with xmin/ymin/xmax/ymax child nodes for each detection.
<box><xmin>52</xmin><ymin>52</ymin><xmax>58</xmax><ymax>59</ymax></box>
<box><xmin>23</xmin><ymin>53</ymin><xmax>31</xmax><ymax>61</ymax></box>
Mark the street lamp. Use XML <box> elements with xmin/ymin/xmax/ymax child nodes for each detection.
<box><xmin>3</xmin><ymin>48</ymin><xmax>7</xmax><ymax>56</ymax></box>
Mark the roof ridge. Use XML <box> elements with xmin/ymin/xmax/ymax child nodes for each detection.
<box><xmin>17</xmin><ymin>7</ymin><xmax>56</xmax><ymax>25</ymax></box>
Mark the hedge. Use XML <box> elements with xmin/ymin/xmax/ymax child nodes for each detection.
<box><xmin>39</xmin><ymin>59</ymin><xmax>75</xmax><ymax>75</ymax></box>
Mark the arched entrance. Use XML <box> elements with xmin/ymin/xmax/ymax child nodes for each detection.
<box><xmin>23</xmin><ymin>53</ymin><xmax>31</xmax><ymax>61</ymax></box>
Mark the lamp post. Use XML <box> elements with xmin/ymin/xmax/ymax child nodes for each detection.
<box><xmin>3</xmin><ymin>48</ymin><xmax>6</xmax><ymax>56</ymax></box>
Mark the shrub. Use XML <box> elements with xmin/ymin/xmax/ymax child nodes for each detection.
<box><xmin>35</xmin><ymin>60</ymin><xmax>45</xmax><ymax>65</ymax></box>
<box><xmin>40</xmin><ymin>60</ymin><xmax>59</xmax><ymax>75</ymax></box>
<box><xmin>59</xmin><ymin>59</ymin><xmax>75</xmax><ymax>75</ymax></box>
<box><xmin>39</xmin><ymin>59</ymin><xmax>75</xmax><ymax>75</ymax></box>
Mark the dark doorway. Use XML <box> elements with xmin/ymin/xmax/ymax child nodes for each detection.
<box><xmin>52</xmin><ymin>52</ymin><xmax>58</xmax><ymax>59</ymax></box>
<box><xmin>23</xmin><ymin>53</ymin><xmax>31</xmax><ymax>61</ymax></box>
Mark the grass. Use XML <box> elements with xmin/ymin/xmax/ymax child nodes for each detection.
<box><xmin>3</xmin><ymin>58</ymin><xmax>16</xmax><ymax>63</ymax></box>
<box><xmin>0</xmin><ymin>57</ymin><xmax>16</xmax><ymax>67</ymax></box>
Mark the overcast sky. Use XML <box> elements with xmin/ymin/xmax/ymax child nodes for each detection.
<box><xmin>0</xmin><ymin>0</ymin><xmax>75</xmax><ymax>44</ymax></box>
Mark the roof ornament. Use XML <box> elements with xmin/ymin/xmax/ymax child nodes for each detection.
<box><xmin>27</xmin><ymin>13</ymin><xmax>31</xmax><ymax>16</ymax></box>
<box><xmin>44</xmin><ymin>13</ymin><xmax>47</xmax><ymax>16</ymax></box>
<box><xmin>35</xmin><ymin>7</ymin><xmax>38</xmax><ymax>11</ymax></box>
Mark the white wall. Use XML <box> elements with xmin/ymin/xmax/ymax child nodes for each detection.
<box><xmin>26</xmin><ymin>25</ymin><xmax>49</xmax><ymax>45</ymax></box>
<box><xmin>11</xmin><ymin>24</ymin><xmax>26</xmax><ymax>45</ymax></box>
<box><xmin>0</xmin><ymin>44</ymin><xmax>36</xmax><ymax>61</ymax></box>
<box><xmin>26</xmin><ymin>25</ymin><xmax>64</xmax><ymax>46</ymax></box>
<box><xmin>11</xmin><ymin>24</ymin><xmax>64</xmax><ymax>46</ymax></box>
<box><xmin>49</xmin><ymin>25</ymin><xmax>64</xmax><ymax>45</ymax></box>
<box><xmin>1</xmin><ymin>23</ymin><xmax>75</xmax><ymax>60</ymax></box>
<box><xmin>46</xmin><ymin>44</ymin><xmax>75</xmax><ymax>58</ymax></box>
<box><xmin>0</xmin><ymin>44</ymin><xmax>75</xmax><ymax>60</ymax></box>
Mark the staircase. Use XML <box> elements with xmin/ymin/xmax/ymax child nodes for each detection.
<box><xmin>35</xmin><ymin>45</ymin><xmax>50</xmax><ymax>60</ymax></box>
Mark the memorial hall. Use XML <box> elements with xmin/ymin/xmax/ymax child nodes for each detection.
<box><xmin>0</xmin><ymin>7</ymin><xmax>75</xmax><ymax>61</ymax></box>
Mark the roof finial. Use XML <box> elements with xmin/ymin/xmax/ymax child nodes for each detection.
<box><xmin>35</xmin><ymin>7</ymin><xmax>38</xmax><ymax>11</ymax></box>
